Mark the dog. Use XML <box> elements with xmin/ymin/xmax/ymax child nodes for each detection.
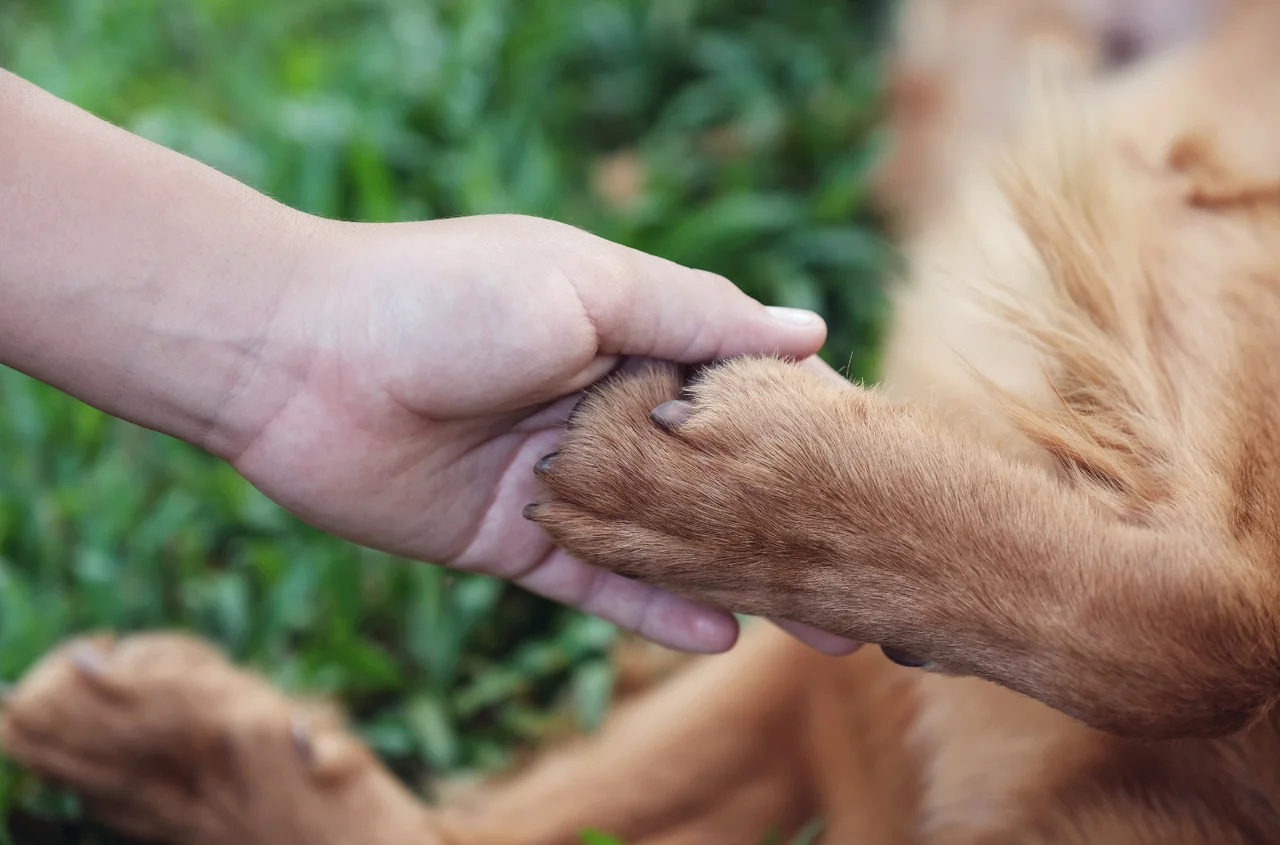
<box><xmin>6</xmin><ymin>1</ymin><xmax>1280</xmax><ymax>842</ymax></box>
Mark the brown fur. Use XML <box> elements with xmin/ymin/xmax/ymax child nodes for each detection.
<box><xmin>7</xmin><ymin>1</ymin><xmax>1280</xmax><ymax>842</ymax></box>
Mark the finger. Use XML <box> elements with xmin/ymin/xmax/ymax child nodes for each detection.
<box><xmin>769</xmin><ymin>617</ymin><xmax>863</xmax><ymax>656</ymax></box>
<box><xmin>514</xmin><ymin>547</ymin><xmax>740</xmax><ymax>654</ymax></box>
<box><xmin>574</xmin><ymin>241</ymin><xmax>828</xmax><ymax>364</ymax></box>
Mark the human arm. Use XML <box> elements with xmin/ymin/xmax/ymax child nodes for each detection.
<box><xmin>0</xmin><ymin>67</ymin><xmax>854</xmax><ymax>653</ymax></box>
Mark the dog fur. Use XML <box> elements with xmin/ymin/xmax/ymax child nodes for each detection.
<box><xmin>7</xmin><ymin>1</ymin><xmax>1280</xmax><ymax>842</ymax></box>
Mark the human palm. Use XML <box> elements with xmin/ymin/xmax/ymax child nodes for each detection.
<box><xmin>228</xmin><ymin>215</ymin><xmax>849</xmax><ymax>652</ymax></box>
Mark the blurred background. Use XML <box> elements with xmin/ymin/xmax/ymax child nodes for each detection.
<box><xmin>0</xmin><ymin>0</ymin><xmax>894</xmax><ymax>841</ymax></box>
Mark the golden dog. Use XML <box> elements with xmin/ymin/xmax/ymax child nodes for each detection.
<box><xmin>7</xmin><ymin>1</ymin><xmax>1280</xmax><ymax>842</ymax></box>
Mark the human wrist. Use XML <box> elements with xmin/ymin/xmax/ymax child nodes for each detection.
<box><xmin>0</xmin><ymin>68</ymin><xmax>325</xmax><ymax>456</ymax></box>
<box><xmin>124</xmin><ymin>203</ymin><xmax>331</xmax><ymax>460</ymax></box>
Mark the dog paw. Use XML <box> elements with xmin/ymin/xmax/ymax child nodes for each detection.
<box><xmin>525</xmin><ymin>357</ymin><xmax>870</xmax><ymax>619</ymax></box>
<box><xmin>1</xmin><ymin>632</ymin><xmax>434</xmax><ymax>845</ymax></box>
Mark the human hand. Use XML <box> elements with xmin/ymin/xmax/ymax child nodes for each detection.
<box><xmin>0</xmin><ymin>70</ymin><xmax>855</xmax><ymax>653</ymax></box>
<box><xmin>226</xmin><ymin>213</ymin><xmax>858</xmax><ymax>654</ymax></box>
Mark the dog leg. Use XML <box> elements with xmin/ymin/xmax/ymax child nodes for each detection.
<box><xmin>527</xmin><ymin>359</ymin><xmax>1280</xmax><ymax>741</ymax></box>
<box><xmin>1</xmin><ymin>626</ymin><xmax>831</xmax><ymax>845</ymax></box>
<box><xmin>0</xmin><ymin>632</ymin><xmax>450</xmax><ymax>845</ymax></box>
<box><xmin>436</xmin><ymin>622</ymin><xmax>820</xmax><ymax>845</ymax></box>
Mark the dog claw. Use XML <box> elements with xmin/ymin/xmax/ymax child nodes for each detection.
<box><xmin>881</xmin><ymin>645</ymin><xmax>931</xmax><ymax>669</ymax></box>
<box><xmin>650</xmin><ymin>400</ymin><xmax>695</xmax><ymax>432</ymax></box>
<box><xmin>534</xmin><ymin>452</ymin><xmax>559</xmax><ymax>475</ymax></box>
<box><xmin>566</xmin><ymin>394</ymin><xmax>589</xmax><ymax>429</ymax></box>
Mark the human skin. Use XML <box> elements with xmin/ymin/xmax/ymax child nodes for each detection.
<box><xmin>0</xmin><ymin>68</ymin><xmax>856</xmax><ymax>654</ymax></box>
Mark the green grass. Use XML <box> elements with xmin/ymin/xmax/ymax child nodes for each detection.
<box><xmin>0</xmin><ymin>0</ymin><xmax>893</xmax><ymax>841</ymax></box>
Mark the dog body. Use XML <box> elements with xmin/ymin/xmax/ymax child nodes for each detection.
<box><xmin>7</xmin><ymin>2</ymin><xmax>1280</xmax><ymax>843</ymax></box>
<box><xmin>862</xmin><ymin>7</ymin><xmax>1280</xmax><ymax>838</ymax></box>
